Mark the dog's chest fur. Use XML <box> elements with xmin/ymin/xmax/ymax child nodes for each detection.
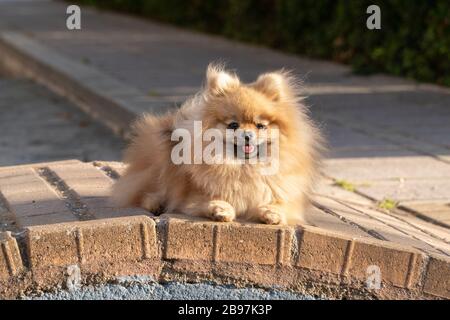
<box><xmin>196</xmin><ymin>166</ymin><xmax>276</xmax><ymax>215</ymax></box>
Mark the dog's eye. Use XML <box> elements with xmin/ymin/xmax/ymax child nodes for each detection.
<box><xmin>256</xmin><ymin>123</ymin><xmax>267</xmax><ymax>130</ymax></box>
<box><xmin>227</xmin><ymin>122</ymin><xmax>240</xmax><ymax>130</ymax></box>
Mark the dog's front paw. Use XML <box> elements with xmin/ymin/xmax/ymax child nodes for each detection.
<box><xmin>257</xmin><ymin>205</ymin><xmax>286</xmax><ymax>225</ymax></box>
<box><xmin>208</xmin><ymin>200</ymin><xmax>235</xmax><ymax>222</ymax></box>
<box><xmin>141</xmin><ymin>193</ymin><xmax>161</xmax><ymax>212</ymax></box>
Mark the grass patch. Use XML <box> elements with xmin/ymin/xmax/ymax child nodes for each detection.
<box><xmin>334</xmin><ymin>180</ymin><xmax>356</xmax><ymax>192</ymax></box>
<box><xmin>377</xmin><ymin>198</ymin><xmax>398</xmax><ymax>210</ymax></box>
<box><xmin>81</xmin><ymin>57</ymin><xmax>91</xmax><ymax>65</ymax></box>
<box><xmin>147</xmin><ymin>90</ymin><xmax>161</xmax><ymax>97</ymax></box>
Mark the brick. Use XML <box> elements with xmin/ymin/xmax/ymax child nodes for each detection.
<box><xmin>19</xmin><ymin>212</ymin><xmax>79</xmax><ymax>228</ymax></box>
<box><xmin>389</xmin><ymin>212</ymin><xmax>450</xmax><ymax>244</ymax></box>
<box><xmin>216</xmin><ymin>223</ymin><xmax>292</xmax><ymax>265</ymax></box>
<box><xmin>81</xmin><ymin>216</ymin><xmax>156</xmax><ymax>264</ymax></box>
<box><xmin>357</xmin><ymin>180</ymin><xmax>450</xmax><ymax>202</ymax></box>
<box><xmin>423</xmin><ymin>256</ymin><xmax>450</xmax><ymax>299</ymax></box>
<box><xmin>403</xmin><ymin>201</ymin><xmax>450</xmax><ymax>213</ymax></box>
<box><xmin>82</xmin><ymin>197</ymin><xmax>112</xmax><ymax>209</ymax></box>
<box><xmin>0</xmin><ymin>167</ymin><xmax>75</xmax><ymax>226</ymax></box>
<box><xmin>26</xmin><ymin>224</ymin><xmax>80</xmax><ymax>269</ymax></box>
<box><xmin>0</xmin><ymin>252</ymin><xmax>8</xmax><ymax>280</ymax></box>
<box><xmin>48</xmin><ymin>163</ymin><xmax>113</xmax><ymax>199</ymax></box>
<box><xmin>0</xmin><ymin>232</ymin><xmax>23</xmax><ymax>280</ymax></box>
<box><xmin>78</xmin><ymin>194</ymin><xmax>150</xmax><ymax>219</ymax></box>
<box><xmin>11</xmin><ymin>200</ymin><xmax>71</xmax><ymax>218</ymax></box>
<box><xmin>314</xmin><ymin>180</ymin><xmax>372</xmax><ymax>206</ymax></box>
<box><xmin>308</xmin><ymin>206</ymin><xmax>371</xmax><ymax>239</ymax></box>
<box><xmin>0</xmin><ymin>159</ymin><xmax>81</xmax><ymax>173</ymax></box>
<box><xmin>297</xmin><ymin>227</ymin><xmax>350</xmax><ymax>274</ymax></box>
<box><xmin>347</xmin><ymin>240</ymin><xmax>423</xmax><ymax>288</ymax></box>
<box><xmin>1</xmin><ymin>178</ymin><xmax>52</xmax><ymax>199</ymax></box>
<box><xmin>401</xmin><ymin>201</ymin><xmax>450</xmax><ymax>227</ymax></box>
<box><xmin>324</xmin><ymin>157</ymin><xmax>450</xmax><ymax>182</ymax></box>
<box><xmin>164</xmin><ymin>216</ymin><xmax>214</xmax><ymax>261</ymax></box>
<box><xmin>26</xmin><ymin>216</ymin><xmax>156</xmax><ymax>270</ymax></box>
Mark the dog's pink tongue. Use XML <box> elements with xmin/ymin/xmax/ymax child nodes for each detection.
<box><xmin>243</xmin><ymin>145</ymin><xmax>255</xmax><ymax>154</ymax></box>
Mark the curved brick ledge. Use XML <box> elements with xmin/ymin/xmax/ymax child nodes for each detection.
<box><xmin>0</xmin><ymin>160</ymin><xmax>449</xmax><ymax>299</ymax></box>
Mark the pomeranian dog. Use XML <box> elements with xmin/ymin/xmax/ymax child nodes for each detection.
<box><xmin>112</xmin><ymin>64</ymin><xmax>323</xmax><ymax>225</ymax></box>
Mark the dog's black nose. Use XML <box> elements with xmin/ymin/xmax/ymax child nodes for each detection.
<box><xmin>244</xmin><ymin>131</ymin><xmax>255</xmax><ymax>141</ymax></box>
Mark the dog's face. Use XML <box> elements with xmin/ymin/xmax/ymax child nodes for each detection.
<box><xmin>204</xmin><ymin>88</ymin><xmax>277</xmax><ymax>160</ymax></box>
<box><xmin>200</xmin><ymin>66</ymin><xmax>296</xmax><ymax>163</ymax></box>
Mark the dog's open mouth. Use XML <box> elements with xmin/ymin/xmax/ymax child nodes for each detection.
<box><xmin>242</xmin><ymin>144</ymin><xmax>255</xmax><ymax>154</ymax></box>
<box><xmin>233</xmin><ymin>143</ymin><xmax>259</xmax><ymax>159</ymax></box>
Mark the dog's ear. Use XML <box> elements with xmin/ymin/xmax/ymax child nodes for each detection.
<box><xmin>206</xmin><ymin>64</ymin><xmax>240</xmax><ymax>96</ymax></box>
<box><xmin>251</xmin><ymin>72</ymin><xmax>296</xmax><ymax>102</ymax></box>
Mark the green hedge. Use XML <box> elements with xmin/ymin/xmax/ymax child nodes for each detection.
<box><xmin>75</xmin><ymin>0</ymin><xmax>450</xmax><ymax>86</ymax></box>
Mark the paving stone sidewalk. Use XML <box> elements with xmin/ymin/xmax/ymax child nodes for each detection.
<box><xmin>1</xmin><ymin>1</ymin><xmax>449</xmax><ymax>229</ymax></box>
<box><xmin>0</xmin><ymin>0</ymin><xmax>449</xmax><ymax>299</ymax></box>
<box><xmin>0</xmin><ymin>76</ymin><xmax>123</xmax><ymax>167</ymax></box>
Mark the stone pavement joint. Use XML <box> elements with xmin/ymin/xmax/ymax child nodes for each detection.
<box><xmin>36</xmin><ymin>166</ymin><xmax>94</xmax><ymax>220</ymax></box>
<box><xmin>0</xmin><ymin>160</ymin><xmax>449</xmax><ymax>299</ymax></box>
<box><xmin>92</xmin><ymin>161</ymin><xmax>122</xmax><ymax>180</ymax></box>
<box><xmin>313</xmin><ymin>201</ymin><xmax>387</xmax><ymax>241</ymax></box>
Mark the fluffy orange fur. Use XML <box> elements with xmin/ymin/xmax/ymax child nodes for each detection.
<box><xmin>112</xmin><ymin>65</ymin><xmax>323</xmax><ymax>225</ymax></box>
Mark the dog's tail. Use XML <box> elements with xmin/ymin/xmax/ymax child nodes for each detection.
<box><xmin>110</xmin><ymin>168</ymin><xmax>152</xmax><ymax>207</ymax></box>
<box><xmin>111</xmin><ymin>112</ymin><xmax>174</xmax><ymax>208</ymax></box>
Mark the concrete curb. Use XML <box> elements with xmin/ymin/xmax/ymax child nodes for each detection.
<box><xmin>0</xmin><ymin>31</ymin><xmax>170</xmax><ymax>138</ymax></box>
<box><xmin>0</xmin><ymin>161</ymin><xmax>449</xmax><ymax>299</ymax></box>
